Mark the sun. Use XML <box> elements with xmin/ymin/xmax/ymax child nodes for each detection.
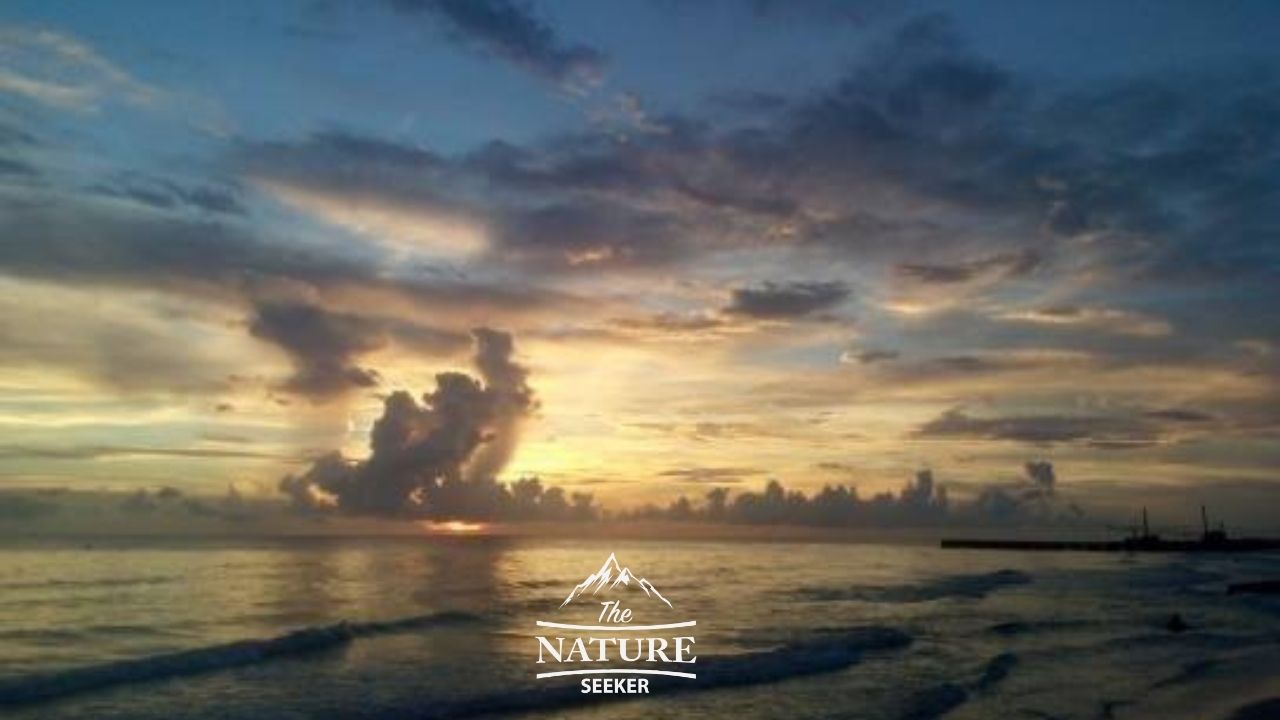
<box><xmin>420</xmin><ymin>520</ymin><xmax>490</xmax><ymax>535</ymax></box>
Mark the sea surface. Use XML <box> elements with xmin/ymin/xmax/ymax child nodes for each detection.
<box><xmin>1</xmin><ymin>536</ymin><xmax>1279</xmax><ymax>719</ymax></box>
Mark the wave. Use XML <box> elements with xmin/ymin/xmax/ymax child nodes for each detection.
<box><xmin>403</xmin><ymin>626</ymin><xmax>913</xmax><ymax>719</ymax></box>
<box><xmin>0</xmin><ymin>610</ymin><xmax>482</xmax><ymax>707</ymax></box>
<box><xmin>1151</xmin><ymin>658</ymin><xmax>1218</xmax><ymax>689</ymax></box>
<box><xmin>899</xmin><ymin>683</ymin><xmax>969</xmax><ymax>720</ymax></box>
<box><xmin>987</xmin><ymin>618</ymin><xmax>1099</xmax><ymax>636</ymax></box>
<box><xmin>0</xmin><ymin>575</ymin><xmax>176</xmax><ymax>591</ymax></box>
<box><xmin>972</xmin><ymin>652</ymin><xmax>1018</xmax><ymax>692</ymax></box>
<box><xmin>0</xmin><ymin>623</ymin><xmax>176</xmax><ymax>643</ymax></box>
<box><xmin>898</xmin><ymin>652</ymin><xmax>1019</xmax><ymax>720</ymax></box>
<box><xmin>791</xmin><ymin>569</ymin><xmax>1032</xmax><ymax>604</ymax></box>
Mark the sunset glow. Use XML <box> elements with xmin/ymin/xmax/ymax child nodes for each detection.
<box><xmin>0</xmin><ymin>0</ymin><xmax>1276</xmax><ymax>534</ymax></box>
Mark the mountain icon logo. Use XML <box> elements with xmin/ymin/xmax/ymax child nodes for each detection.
<box><xmin>559</xmin><ymin>552</ymin><xmax>673</xmax><ymax>609</ymax></box>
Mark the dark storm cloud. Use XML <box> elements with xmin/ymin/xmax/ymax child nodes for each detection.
<box><xmin>279</xmin><ymin>328</ymin><xmax>543</xmax><ymax>518</ymax></box>
<box><xmin>725</xmin><ymin>281</ymin><xmax>850</xmax><ymax>319</ymax></box>
<box><xmin>249</xmin><ymin>301</ymin><xmax>385</xmax><ymax>398</ymax></box>
<box><xmin>386</xmin><ymin>0</ymin><xmax>606</xmax><ymax>86</ymax></box>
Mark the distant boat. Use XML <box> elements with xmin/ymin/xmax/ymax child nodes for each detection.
<box><xmin>941</xmin><ymin>506</ymin><xmax>1280</xmax><ymax>553</ymax></box>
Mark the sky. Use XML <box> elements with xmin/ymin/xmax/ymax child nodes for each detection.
<box><xmin>0</xmin><ymin>0</ymin><xmax>1277</xmax><ymax>531</ymax></box>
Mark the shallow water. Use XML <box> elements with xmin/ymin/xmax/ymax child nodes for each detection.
<box><xmin>0</xmin><ymin>536</ymin><xmax>1277</xmax><ymax>719</ymax></box>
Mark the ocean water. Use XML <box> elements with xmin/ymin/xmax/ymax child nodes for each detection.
<box><xmin>1</xmin><ymin>536</ymin><xmax>1278</xmax><ymax>719</ymax></box>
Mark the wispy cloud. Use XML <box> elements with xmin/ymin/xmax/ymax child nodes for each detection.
<box><xmin>0</xmin><ymin>26</ymin><xmax>154</xmax><ymax>111</ymax></box>
<box><xmin>997</xmin><ymin>306</ymin><xmax>1172</xmax><ymax>338</ymax></box>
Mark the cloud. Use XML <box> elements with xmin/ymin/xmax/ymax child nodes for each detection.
<box><xmin>0</xmin><ymin>157</ymin><xmax>37</xmax><ymax>177</ymax></box>
<box><xmin>490</xmin><ymin>200</ymin><xmax>687</xmax><ymax>270</ymax></box>
<box><xmin>0</xmin><ymin>276</ymin><xmax>255</xmax><ymax>394</ymax></box>
<box><xmin>249</xmin><ymin>300</ymin><xmax>386</xmax><ymax>399</ymax></box>
<box><xmin>997</xmin><ymin>306</ymin><xmax>1172</xmax><ymax>338</ymax></box>
<box><xmin>1143</xmin><ymin>408</ymin><xmax>1214</xmax><ymax>423</ymax></box>
<box><xmin>247</xmin><ymin>299</ymin><xmax>475</xmax><ymax>400</ymax></box>
<box><xmin>0</xmin><ymin>444</ymin><xmax>286</xmax><ymax>461</ymax></box>
<box><xmin>840</xmin><ymin>348</ymin><xmax>899</xmax><ymax>364</ymax></box>
<box><xmin>279</xmin><ymin>328</ymin><xmax>540</xmax><ymax>518</ymax></box>
<box><xmin>631</xmin><ymin>461</ymin><xmax>1089</xmax><ymax>528</ymax></box>
<box><xmin>608</xmin><ymin>312</ymin><xmax>734</xmax><ymax>341</ymax></box>
<box><xmin>0</xmin><ymin>26</ymin><xmax>154</xmax><ymax>111</ymax></box>
<box><xmin>700</xmin><ymin>473</ymin><xmax>932</xmax><ymax>525</ymax></box>
<box><xmin>2</xmin><ymin>8</ymin><xmax>1277</xmax><ymax>519</ymax></box>
<box><xmin>386</xmin><ymin>0</ymin><xmax>606</xmax><ymax>87</ymax></box>
<box><xmin>89</xmin><ymin>172</ymin><xmax>245</xmax><ymax>216</ymax></box>
<box><xmin>871</xmin><ymin>349</ymin><xmax>1094</xmax><ymax>385</ymax></box>
<box><xmin>657</xmin><ymin>466</ymin><xmax>765</xmax><ymax>484</ymax></box>
<box><xmin>1023</xmin><ymin>460</ymin><xmax>1055</xmax><ymax>493</ymax></box>
<box><xmin>725</xmin><ymin>281</ymin><xmax>851</xmax><ymax>319</ymax></box>
<box><xmin>238</xmin><ymin>131</ymin><xmax>694</xmax><ymax>270</ymax></box>
<box><xmin>235</xmin><ymin>12</ymin><xmax>1278</xmax><ymax>301</ymax></box>
<box><xmin>895</xmin><ymin>250</ymin><xmax>1040</xmax><ymax>285</ymax></box>
<box><xmin>237</xmin><ymin>131</ymin><xmax>487</xmax><ymax>256</ymax></box>
<box><xmin>914</xmin><ymin>408</ymin><xmax>1158</xmax><ymax>448</ymax></box>
<box><xmin>0</xmin><ymin>493</ymin><xmax>60</xmax><ymax>521</ymax></box>
<box><xmin>968</xmin><ymin>460</ymin><xmax>1082</xmax><ymax>524</ymax></box>
<box><xmin>0</xmin><ymin>190</ymin><xmax>575</xmax><ymax>394</ymax></box>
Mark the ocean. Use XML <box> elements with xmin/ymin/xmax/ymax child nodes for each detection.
<box><xmin>1</xmin><ymin>537</ymin><xmax>1278</xmax><ymax>719</ymax></box>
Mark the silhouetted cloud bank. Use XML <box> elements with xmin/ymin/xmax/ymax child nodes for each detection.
<box><xmin>624</xmin><ymin>464</ymin><xmax>1082</xmax><ymax>527</ymax></box>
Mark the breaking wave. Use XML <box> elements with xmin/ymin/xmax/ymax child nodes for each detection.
<box><xmin>790</xmin><ymin>569</ymin><xmax>1032</xmax><ymax>604</ymax></box>
<box><xmin>0</xmin><ymin>610</ymin><xmax>482</xmax><ymax>706</ymax></box>
<box><xmin>405</xmin><ymin>626</ymin><xmax>913</xmax><ymax>719</ymax></box>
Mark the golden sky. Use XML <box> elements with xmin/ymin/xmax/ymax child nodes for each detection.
<box><xmin>0</xmin><ymin>2</ymin><xmax>1277</xmax><ymax>530</ymax></box>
